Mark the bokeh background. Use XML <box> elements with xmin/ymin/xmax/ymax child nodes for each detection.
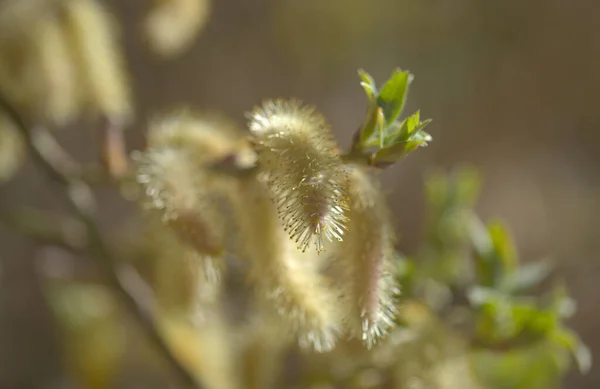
<box><xmin>1</xmin><ymin>0</ymin><xmax>599</xmax><ymax>387</ymax></box>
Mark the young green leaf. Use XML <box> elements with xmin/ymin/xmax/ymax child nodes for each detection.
<box><xmin>358</xmin><ymin>69</ymin><xmax>377</xmax><ymax>102</ymax></box>
<box><xmin>377</xmin><ymin>68</ymin><xmax>413</xmax><ymax>127</ymax></box>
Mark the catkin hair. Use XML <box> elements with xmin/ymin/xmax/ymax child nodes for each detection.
<box><xmin>248</xmin><ymin>99</ymin><xmax>349</xmax><ymax>253</ymax></box>
<box><xmin>334</xmin><ymin>164</ymin><xmax>400</xmax><ymax>348</ymax></box>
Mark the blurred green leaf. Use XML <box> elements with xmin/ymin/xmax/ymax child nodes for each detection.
<box><xmin>471</xmin><ymin>342</ymin><xmax>566</xmax><ymax>389</ymax></box>
<box><xmin>452</xmin><ymin>167</ymin><xmax>482</xmax><ymax>207</ymax></box>
<box><xmin>551</xmin><ymin>327</ymin><xmax>592</xmax><ymax>374</ymax></box>
<box><xmin>500</xmin><ymin>261</ymin><xmax>553</xmax><ymax>294</ymax></box>
<box><xmin>547</xmin><ymin>284</ymin><xmax>577</xmax><ymax>319</ymax></box>
<box><xmin>488</xmin><ymin>221</ymin><xmax>518</xmax><ymax>274</ymax></box>
<box><xmin>472</xmin><ymin>220</ymin><xmax>517</xmax><ymax>288</ymax></box>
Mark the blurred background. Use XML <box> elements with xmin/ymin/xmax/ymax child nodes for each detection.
<box><xmin>0</xmin><ymin>0</ymin><xmax>599</xmax><ymax>388</ymax></box>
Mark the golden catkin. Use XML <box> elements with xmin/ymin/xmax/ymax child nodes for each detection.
<box><xmin>144</xmin><ymin>0</ymin><xmax>211</xmax><ymax>58</ymax></box>
<box><xmin>232</xmin><ymin>176</ymin><xmax>343</xmax><ymax>352</ymax></box>
<box><xmin>248</xmin><ymin>99</ymin><xmax>349</xmax><ymax>253</ymax></box>
<box><xmin>335</xmin><ymin>165</ymin><xmax>399</xmax><ymax>348</ymax></box>
<box><xmin>0</xmin><ymin>111</ymin><xmax>25</xmax><ymax>182</ymax></box>
<box><xmin>61</xmin><ymin>0</ymin><xmax>132</xmax><ymax>124</ymax></box>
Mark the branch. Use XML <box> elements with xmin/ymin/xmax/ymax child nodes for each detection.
<box><xmin>0</xmin><ymin>96</ymin><xmax>202</xmax><ymax>388</ymax></box>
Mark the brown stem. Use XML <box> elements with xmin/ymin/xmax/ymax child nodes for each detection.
<box><xmin>99</xmin><ymin>117</ymin><xmax>130</xmax><ymax>179</ymax></box>
<box><xmin>0</xmin><ymin>96</ymin><xmax>202</xmax><ymax>388</ymax></box>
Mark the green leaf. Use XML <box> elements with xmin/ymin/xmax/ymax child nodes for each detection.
<box><xmin>377</xmin><ymin>68</ymin><xmax>413</xmax><ymax>127</ymax></box>
<box><xmin>384</xmin><ymin>111</ymin><xmax>431</xmax><ymax>145</ymax></box>
<box><xmin>471</xmin><ymin>343</ymin><xmax>566</xmax><ymax>389</ymax></box>
<box><xmin>472</xmin><ymin>219</ymin><xmax>518</xmax><ymax>287</ymax></box>
<box><xmin>452</xmin><ymin>166</ymin><xmax>482</xmax><ymax>207</ymax></box>
<box><xmin>500</xmin><ymin>260</ymin><xmax>554</xmax><ymax>294</ymax></box>
<box><xmin>488</xmin><ymin>221</ymin><xmax>518</xmax><ymax>273</ymax></box>
<box><xmin>358</xmin><ymin>69</ymin><xmax>377</xmax><ymax>102</ymax></box>
<box><xmin>370</xmin><ymin>129</ymin><xmax>432</xmax><ymax>167</ymax></box>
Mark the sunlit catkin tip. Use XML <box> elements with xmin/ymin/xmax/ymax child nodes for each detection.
<box><xmin>144</xmin><ymin>0</ymin><xmax>211</xmax><ymax>58</ymax></box>
<box><xmin>62</xmin><ymin>0</ymin><xmax>132</xmax><ymax>124</ymax></box>
<box><xmin>247</xmin><ymin>99</ymin><xmax>349</xmax><ymax>253</ymax></box>
<box><xmin>233</xmin><ymin>179</ymin><xmax>343</xmax><ymax>352</ymax></box>
<box><xmin>0</xmin><ymin>112</ymin><xmax>25</xmax><ymax>182</ymax></box>
<box><xmin>147</xmin><ymin>109</ymin><xmax>257</xmax><ymax>169</ymax></box>
<box><xmin>336</xmin><ymin>165</ymin><xmax>400</xmax><ymax>348</ymax></box>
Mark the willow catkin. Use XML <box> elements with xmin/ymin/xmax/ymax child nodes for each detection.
<box><xmin>146</xmin><ymin>109</ymin><xmax>256</xmax><ymax>170</ymax></box>
<box><xmin>61</xmin><ymin>0</ymin><xmax>132</xmax><ymax>124</ymax></box>
<box><xmin>335</xmin><ymin>165</ymin><xmax>400</xmax><ymax>348</ymax></box>
<box><xmin>231</xmin><ymin>176</ymin><xmax>343</xmax><ymax>352</ymax></box>
<box><xmin>134</xmin><ymin>110</ymin><xmax>256</xmax><ymax>283</ymax></box>
<box><xmin>144</xmin><ymin>0</ymin><xmax>211</xmax><ymax>58</ymax></box>
<box><xmin>248</xmin><ymin>99</ymin><xmax>349</xmax><ymax>253</ymax></box>
<box><xmin>0</xmin><ymin>111</ymin><xmax>25</xmax><ymax>182</ymax></box>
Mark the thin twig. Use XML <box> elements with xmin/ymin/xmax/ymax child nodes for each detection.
<box><xmin>0</xmin><ymin>96</ymin><xmax>201</xmax><ymax>388</ymax></box>
<box><xmin>0</xmin><ymin>207</ymin><xmax>86</xmax><ymax>254</ymax></box>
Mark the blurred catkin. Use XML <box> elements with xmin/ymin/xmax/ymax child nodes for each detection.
<box><xmin>0</xmin><ymin>0</ymin><xmax>132</xmax><ymax>127</ymax></box>
<box><xmin>61</xmin><ymin>0</ymin><xmax>132</xmax><ymax>124</ymax></box>
<box><xmin>144</xmin><ymin>0</ymin><xmax>211</xmax><ymax>58</ymax></box>
<box><xmin>0</xmin><ymin>2</ymin><xmax>79</xmax><ymax>126</ymax></box>
<box><xmin>45</xmin><ymin>282</ymin><xmax>125</xmax><ymax>389</ymax></box>
<box><xmin>231</xmin><ymin>175</ymin><xmax>344</xmax><ymax>352</ymax></box>
<box><xmin>0</xmin><ymin>111</ymin><xmax>25</xmax><ymax>182</ymax></box>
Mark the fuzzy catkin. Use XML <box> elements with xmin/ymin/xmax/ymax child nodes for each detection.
<box><xmin>335</xmin><ymin>165</ymin><xmax>400</xmax><ymax>348</ymax></box>
<box><xmin>61</xmin><ymin>0</ymin><xmax>132</xmax><ymax>123</ymax></box>
<box><xmin>248</xmin><ymin>99</ymin><xmax>349</xmax><ymax>253</ymax></box>
<box><xmin>232</xmin><ymin>176</ymin><xmax>343</xmax><ymax>352</ymax></box>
